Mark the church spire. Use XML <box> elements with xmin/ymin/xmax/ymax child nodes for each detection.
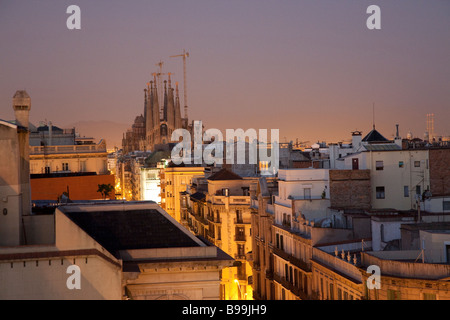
<box><xmin>175</xmin><ymin>81</ymin><xmax>182</xmax><ymax>128</ymax></box>
<box><xmin>152</xmin><ymin>73</ymin><xmax>160</xmax><ymax>127</ymax></box>
<box><xmin>163</xmin><ymin>80</ymin><xmax>168</xmax><ymax>122</ymax></box>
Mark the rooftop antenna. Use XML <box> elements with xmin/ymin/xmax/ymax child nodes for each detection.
<box><xmin>372</xmin><ymin>102</ymin><xmax>375</xmax><ymax>130</ymax></box>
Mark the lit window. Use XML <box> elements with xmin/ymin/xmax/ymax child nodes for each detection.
<box><xmin>398</xmin><ymin>161</ymin><xmax>404</xmax><ymax>168</ymax></box>
<box><xmin>414</xmin><ymin>161</ymin><xmax>420</xmax><ymax>167</ymax></box>
<box><xmin>376</xmin><ymin>161</ymin><xmax>384</xmax><ymax>170</ymax></box>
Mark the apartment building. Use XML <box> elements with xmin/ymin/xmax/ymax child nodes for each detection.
<box><xmin>182</xmin><ymin>168</ymin><xmax>257</xmax><ymax>300</ymax></box>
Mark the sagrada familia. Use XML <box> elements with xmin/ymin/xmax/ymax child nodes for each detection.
<box><xmin>122</xmin><ymin>73</ymin><xmax>188</xmax><ymax>153</ymax></box>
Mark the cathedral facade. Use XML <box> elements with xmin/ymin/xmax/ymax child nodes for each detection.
<box><xmin>122</xmin><ymin>73</ymin><xmax>187</xmax><ymax>153</ymax></box>
<box><xmin>145</xmin><ymin>73</ymin><xmax>185</xmax><ymax>151</ymax></box>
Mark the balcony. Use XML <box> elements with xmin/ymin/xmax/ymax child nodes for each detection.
<box><xmin>235</xmin><ymin>253</ymin><xmax>246</xmax><ymax>260</ymax></box>
<box><xmin>234</xmin><ymin>234</ymin><xmax>246</xmax><ymax>242</ymax></box>
<box><xmin>282</xmin><ymin>219</ymin><xmax>291</xmax><ymax>229</ymax></box>
<box><xmin>30</xmin><ymin>141</ymin><xmax>107</xmax><ymax>155</ymax></box>
<box><xmin>273</xmin><ymin>273</ymin><xmax>309</xmax><ymax>300</ymax></box>
<box><xmin>272</xmin><ymin>247</ymin><xmax>311</xmax><ymax>273</ymax></box>
<box><xmin>234</xmin><ymin>218</ymin><xmax>251</xmax><ymax>225</ymax></box>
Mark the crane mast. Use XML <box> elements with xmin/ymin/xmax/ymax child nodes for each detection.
<box><xmin>170</xmin><ymin>50</ymin><xmax>189</xmax><ymax>119</ymax></box>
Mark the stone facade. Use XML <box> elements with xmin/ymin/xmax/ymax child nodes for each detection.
<box><xmin>429</xmin><ymin>148</ymin><xmax>450</xmax><ymax>196</ymax></box>
<box><xmin>329</xmin><ymin>169</ymin><xmax>371</xmax><ymax>210</ymax></box>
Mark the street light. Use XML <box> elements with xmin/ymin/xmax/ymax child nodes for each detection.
<box><xmin>234</xmin><ymin>279</ymin><xmax>245</xmax><ymax>300</ymax></box>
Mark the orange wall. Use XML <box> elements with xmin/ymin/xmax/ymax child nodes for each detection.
<box><xmin>31</xmin><ymin>175</ymin><xmax>116</xmax><ymax>201</ymax></box>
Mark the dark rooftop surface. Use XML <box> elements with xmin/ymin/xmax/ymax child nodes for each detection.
<box><xmin>190</xmin><ymin>191</ymin><xmax>206</xmax><ymax>201</ymax></box>
<box><xmin>207</xmin><ymin>168</ymin><xmax>243</xmax><ymax>181</ymax></box>
<box><xmin>63</xmin><ymin>208</ymin><xmax>201</xmax><ymax>256</ymax></box>
<box><xmin>362</xmin><ymin>128</ymin><xmax>389</xmax><ymax>143</ymax></box>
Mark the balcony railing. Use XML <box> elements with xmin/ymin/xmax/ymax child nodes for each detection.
<box><xmin>252</xmin><ymin>261</ymin><xmax>261</xmax><ymax>271</ymax></box>
<box><xmin>235</xmin><ymin>234</ymin><xmax>246</xmax><ymax>242</ymax></box>
<box><xmin>272</xmin><ymin>247</ymin><xmax>311</xmax><ymax>273</ymax></box>
<box><xmin>30</xmin><ymin>142</ymin><xmax>107</xmax><ymax>155</ymax></box>
<box><xmin>265</xmin><ymin>269</ymin><xmax>274</xmax><ymax>280</ymax></box>
<box><xmin>235</xmin><ymin>253</ymin><xmax>246</xmax><ymax>260</ymax></box>
<box><xmin>273</xmin><ymin>273</ymin><xmax>309</xmax><ymax>300</ymax></box>
<box><xmin>234</xmin><ymin>218</ymin><xmax>251</xmax><ymax>225</ymax></box>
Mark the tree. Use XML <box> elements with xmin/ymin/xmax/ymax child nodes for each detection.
<box><xmin>97</xmin><ymin>183</ymin><xmax>114</xmax><ymax>200</ymax></box>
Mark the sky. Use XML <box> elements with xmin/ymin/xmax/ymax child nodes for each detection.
<box><xmin>1</xmin><ymin>0</ymin><xmax>449</xmax><ymax>148</ymax></box>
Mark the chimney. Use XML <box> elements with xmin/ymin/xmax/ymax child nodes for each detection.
<box><xmin>13</xmin><ymin>90</ymin><xmax>31</xmax><ymax>129</ymax></box>
<box><xmin>394</xmin><ymin>124</ymin><xmax>402</xmax><ymax>148</ymax></box>
<box><xmin>351</xmin><ymin>130</ymin><xmax>362</xmax><ymax>152</ymax></box>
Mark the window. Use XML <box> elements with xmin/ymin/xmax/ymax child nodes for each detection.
<box><xmin>237</xmin><ymin>263</ymin><xmax>246</xmax><ymax>280</ymax></box>
<box><xmin>414</xmin><ymin>161</ymin><xmax>421</xmax><ymax>167</ymax></box>
<box><xmin>44</xmin><ymin>166</ymin><xmax>51</xmax><ymax>174</ymax></box>
<box><xmin>398</xmin><ymin>161</ymin><xmax>404</xmax><ymax>168</ymax></box>
<box><xmin>329</xmin><ymin>283</ymin><xmax>334</xmax><ymax>300</ymax></box>
<box><xmin>376</xmin><ymin>186</ymin><xmax>385</xmax><ymax>199</ymax></box>
<box><xmin>62</xmin><ymin>163</ymin><xmax>69</xmax><ymax>171</ymax></box>
<box><xmin>236</xmin><ymin>210</ymin><xmax>243</xmax><ymax>223</ymax></box>
<box><xmin>304</xmin><ymin>188</ymin><xmax>311</xmax><ymax>200</ymax></box>
<box><xmin>387</xmin><ymin>289</ymin><xmax>401</xmax><ymax>300</ymax></box>
<box><xmin>237</xmin><ymin>244</ymin><xmax>245</xmax><ymax>257</ymax></box>
<box><xmin>320</xmin><ymin>278</ymin><xmax>324</xmax><ymax>300</ymax></box>
<box><xmin>376</xmin><ymin>161</ymin><xmax>384</xmax><ymax>170</ymax></box>
<box><xmin>423</xmin><ymin>293</ymin><xmax>436</xmax><ymax>300</ymax></box>
<box><xmin>235</xmin><ymin>227</ymin><xmax>245</xmax><ymax>241</ymax></box>
<box><xmin>289</xmin><ymin>266</ymin><xmax>293</xmax><ymax>284</ymax></box>
<box><xmin>416</xmin><ymin>185</ymin><xmax>421</xmax><ymax>196</ymax></box>
<box><xmin>404</xmin><ymin>186</ymin><xmax>409</xmax><ymax>197</ymax></box>
<box><xmin>444</xmin><ymin>201</ymin><xmax>450</xmax><ymax>211</ymax></box>
<box><xmin>285</xmin><ymin>264</ymin><xmax>289</xmax><ymax>281</ymax></box>
<box><xmin>337</xmin><ymin>288</ymin><xmax>342</xmax><ymax>300</ymax></box>
<box><xmin>380</xmin><ymin>224</ymin><xmax>385</xmax><ymax>242</ymax></box>
<box><xmin>352</xmin><ymin>158</ymin><xmax>359</xmax><ymax>170</ymax></box>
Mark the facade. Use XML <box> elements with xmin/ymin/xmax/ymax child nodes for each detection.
<box><xmin>122</xmin><ymin>115</ymin><xmax>146</xmax><ymax>154</ymax></box>
<box><xmin>164</xmin><ymin>166</ymin><xmax>205</xmax><ymax>222</ymax></box>
<box><xmin>145</xmin><ymin>74</ymin><xmax>183</xmax><ymax>151</ymax></box>
<box><xmin>311</xmin><ymin>240</ymin><xmax>369</xmax><ymax>300</ymax></box>
<box><xmin>0</xmin><ymin>90</ymin><xmax>32</xmax><ymax>246</ymax></box>
<box><xmin>27</xmin><ymin>120</ymin><xmax>113</xmax><ymax>201</ymax></box>
<box><xmin>359</xmin><ymin>249</ymin><xmax>450</xmax><ymax>300</ymax></box>
<box><xmin>182</xmin><ymin>168</ymin><xmax>257</xmax><ymax>300</ymax></box>
<box><xmin>29</xmin><ymin>123</ymin><xmax>108</xmax><ymax>176</ymax></box>
<box><xmin>250</xmin><ymin>177</ymin><xmax>277</xmax><ymax>300</ymax></box>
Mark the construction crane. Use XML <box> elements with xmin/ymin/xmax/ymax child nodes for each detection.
<box><xmin>170</xmin><ymin>50</ymin><xmax>189</xmax><ymax>119</ymax></box>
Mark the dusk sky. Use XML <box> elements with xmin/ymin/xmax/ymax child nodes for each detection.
<box><xmin>1</xmin><ymin>0</ymin><xmax>449</xmax><ymax>148</ymax></box>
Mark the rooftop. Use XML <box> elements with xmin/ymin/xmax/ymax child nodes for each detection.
<box><xmin>362</xmin><ymin>128</ymin><xmax>389</xmax><ymax>143</ymax></box>
<box><xmin>59</xmin><ymin>203</ymin><xmax>204</xmax><ymax>258</ymax></box>
<box><xmin>207</xmin><ymin>168</ymin><xmax>243</xmax><ymax>181</ymax></box>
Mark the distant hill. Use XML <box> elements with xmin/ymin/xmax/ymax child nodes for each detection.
<box><xmin>63</xmin><ymin>120</ymin><xmax>130</xmax><ymax>150</ymax></box>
